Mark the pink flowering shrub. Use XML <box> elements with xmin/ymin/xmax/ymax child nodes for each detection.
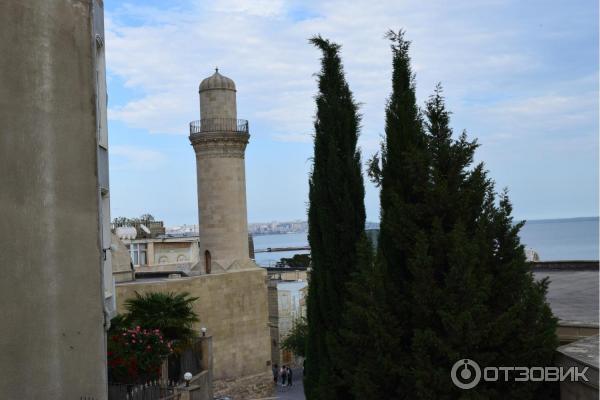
<box><xmin>107</xmin><ymin>326</ymin><xmax>172</xmax><ymax>383</ymax></box>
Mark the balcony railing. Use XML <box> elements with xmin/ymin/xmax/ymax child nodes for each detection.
<box><xmin>189</xmin><ymin>118</ymin><xmax>248</xmax><ymax>135</ymax></box>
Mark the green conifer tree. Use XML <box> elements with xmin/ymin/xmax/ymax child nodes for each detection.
<box><xmin>377</xmin><ymin>29</ymin><xmax>430</xmax><ymax>396</ymax></box>
<box><xmin>410</xmin><ymin>84</ymin><xmax>558</xmax><ymax>399</ymax></box>
<box><xmin>304</xmin><ymin>36</ymin><xmax>367</xmax><ymax>400</ymax></box>
<box><xmin>349</xmin><ymin>31</ymin><xmax>557</xmax><ymax>399</ymax></box>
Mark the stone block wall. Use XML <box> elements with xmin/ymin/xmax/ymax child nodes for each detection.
<box><xmin>116</xmin><ymin>267</ymin><xmax>271</xmax><ymax>380</ymax></box>
<box><xmin>193</xmin><ymin>136</ymin><xmax>250</xmax><ymax>272</ymax></box>
<box><xmin>200</xmin><ymin>89</ymin><xmax>237</xmax><ymax>120</ymax></box>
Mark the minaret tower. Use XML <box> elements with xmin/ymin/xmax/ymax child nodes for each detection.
<box><xmin>190</xmin><ymin>69</ymin><xmax>251</xmax><ymax>274</ymax></box>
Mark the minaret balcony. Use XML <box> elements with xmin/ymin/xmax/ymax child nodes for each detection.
<box><xmin>189</xmin><ymin>118</ymin><xmax>249</xmax><ymax>135</ymax></box>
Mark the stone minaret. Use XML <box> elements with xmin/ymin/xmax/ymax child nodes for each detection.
<box><xmin>190</xmin><ymin>69</ymin><xmax>251</xmax><ymax>274</ymax></box>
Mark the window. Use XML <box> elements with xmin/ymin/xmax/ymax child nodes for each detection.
<box><xmin>129</xmin><ymin>243</ymin><xmax>147</xmax><ymax>266</ymax></box>
<box><xmin>205</xmin><ymin>250</ymin><xmax>211</xmax><ymax>274</ymax></box>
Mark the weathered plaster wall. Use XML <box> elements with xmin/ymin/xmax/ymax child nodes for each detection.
<box><xmin>116</xmin><ymin>268</ymin><xmax>271</xmax><ymax>380</ymax></box>
<box><xmin>0</xmin><ymin>1</ymin><xmax>108</xmax><ymax>398</ymax></box>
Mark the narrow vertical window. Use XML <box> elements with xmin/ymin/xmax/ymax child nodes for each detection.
<box><xmin>205</xmin><ymin>250</ymin><xmax>212</xmax><ymax>274</ymax></box>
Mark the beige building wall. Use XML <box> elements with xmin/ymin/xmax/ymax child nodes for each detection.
<box><xmin>0</xmin><ymin>0</ymin><xmax>109</xmax><ymax>398</ymax></box>
<box><xmin>154</xmin><ymin>241</ymin><xmax>196</xmax><ymax>265</ymax></box>
<box><xmin>119</xmin><ymin>236</ymin><xmax>201</xmax><ymax>275</ymax></box>
<box><xmin>116</xmin><ymin>268</ymin><xmax>271</xmax><ymax>380</ymax></box>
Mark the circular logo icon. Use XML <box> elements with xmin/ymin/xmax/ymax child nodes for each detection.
<box><xmin>451</xmin><ymin>359</ymin><xmax>481</xmax><ymax>389</ymax></box>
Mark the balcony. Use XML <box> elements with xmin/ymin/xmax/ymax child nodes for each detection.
<box><xmin>189</xmin><ymin>118</ymin><xmax>249</xmax><ymax>135</ymax></box>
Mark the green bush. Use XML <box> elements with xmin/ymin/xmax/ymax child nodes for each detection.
<box><xmin>281</xmin><ymin>317</ymin><xmax>308</xmax><ymax>357</ymax></box>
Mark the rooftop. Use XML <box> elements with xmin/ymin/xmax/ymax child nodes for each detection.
<box><xmin>534</xmin><ymin>269</ymin><xmax>599</xmax><ymax>324</ymax></box>
<box><xmin>556</xmin><ymin>334</ymin><xmax>599</xmax><ymax>369</ymax></box>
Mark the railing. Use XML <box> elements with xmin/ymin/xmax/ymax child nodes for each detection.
<box><xmin>189</xmin><ymin>118</ymin><xmax>248</xmax><ymax>135</ymax></box>
<box><xmin>167</xmin><ymin>338</ymin><xmax>203</xmax><ymax>382</ymax></box>
<box><xmin>108</xmin><ymin>380</ymin><xmax>180</xmax><ymax>400</ymax></box>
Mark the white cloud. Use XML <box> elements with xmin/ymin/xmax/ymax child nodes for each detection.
<box><xmin>107</xmin><ymin>0</ymin><xmax>592</xmax><ymax>147</ymax></box>
<box><xmin>470</xmin><ymin>91</ymin><xmax>597</xmax><ymax>142</ymax></box>
<box><xmin>104</xmin><ymin>0</ymin><xmax>598</xmax><ymax>222</ymax></box>
<box><xmin>213</xmin><ymin>0</ymin><xmax>285</xmax><ymax>16</ymax></box>
<box><xmin>110</xmin><ymin>93</ymin><xmax>191</xmax><ymax>135</ymax></box>
<box><xmin>111</xmin><ymin>145</ymin><xmax>167</xmax><ymax>169</ymax></box>
<box><xmin>105</xmin><ymin>0</ymin><xmax>597</xmax><ymax>156</ymax></box>
<box><xmin>271</xmin><ymin>132</ymin><xmax>312</xmax><ymax>143</ymax></box>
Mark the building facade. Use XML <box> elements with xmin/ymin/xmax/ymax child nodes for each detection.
<box><xmin>267</xmin><ymin>276</ymin><xmax>308</xmax><ymax>367</ymax></box>
<box><xmin>120</xmin><ymin>235</ymin><xmax>200</xmax><ymax>275</ymax></box>
<box><xmin>0</xmin><ymin>1</ymin><xmax>112</xmax><ymax>398</ymax></box>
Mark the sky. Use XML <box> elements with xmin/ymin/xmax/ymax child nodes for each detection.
<box><xmin>104</xmin><ymin>0</ymin><xmax>599</xmax><ymax>226</ymax></box>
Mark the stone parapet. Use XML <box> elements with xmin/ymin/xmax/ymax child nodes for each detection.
<box><xmin>530</xmin><ymin>260</ymin><xmax>599</xmax><ymax>271</ymax></box>
<box><xmin>555</xmin><ymin>335</ymin><xmax>599</xmax><ymax>400</ymax></box>
<box><xmin>190</xmin><ymin>131</ymin><xmax>250</xmax><ymax>158</ymax></box>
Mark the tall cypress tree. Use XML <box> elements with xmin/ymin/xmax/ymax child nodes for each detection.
<box><xmin>351</xmin><ymin>31</ymin><xmax>557</xmax><ymax>398</ymax></box>
<box><xmin>377</xmin><ymin>29</ymin><xmax>429</xmax><ymax>327</ymax></box>
<box><xmin>305</xmin><ymin>36</ymin><xmax>367</xmax><ymax>400</ymax></box>
<box><xmin>342</xmin><ymin>29</ymin><xmax>429</xmax><ymax>400</ymax></box>
<box><xmin>377</xmin><ymin>29</ymin><xmax>430</xmax><ymax>396</ymax></box>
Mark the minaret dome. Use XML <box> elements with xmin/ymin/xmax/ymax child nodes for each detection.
<box><xmin>198</xmin><ymin>68</ymin><xmax>237</xmax><ymax>122</ymax></box>
<box><xmin>199</xmin><ymin>68</ymin><xmax>236</xmax><ymax>92</ymax></box>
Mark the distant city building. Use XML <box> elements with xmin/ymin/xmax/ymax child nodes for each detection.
<box><xmin>249</xmin><ymin>220</ymin><xmax>308</xmax><ymax>235</ymax></box>
<box><xmin>166</xmin><ymin>224</ymin><xmax>200</xmax><ymax>235</ymax></box>
<box><xmin>115</xmin><ymin>234</ymin><xmax>200</xmax><ymax>275</ymax></box>
<box><xmin>114</xmin><ymin>227</ymin><xmax>255</xmax><ymax>275</ymax></box>
<box><xmin>268</xmin><ymin>274</ymin><xmax>308</xmax><ymax>367</ymax></box>
<box><xmin>114</xmin><ymin>218</ymin><xmax>198</xmax><ymax>274</ymax></box>
<box><xmin>113</xmin><ymin>219</ymin><xmax>166</xmax><ymax>238</ymax></box>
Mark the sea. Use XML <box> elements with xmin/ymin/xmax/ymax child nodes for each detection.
<box><xmin>252</xmin><ymin>217</ymin><xmax>599</xmax><ymax>266</ymax></box>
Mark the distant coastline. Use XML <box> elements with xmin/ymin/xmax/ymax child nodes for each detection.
<box><xmin>248</xmin><ymin>217</ymin><xmax>597</xmax><ymax>235</ymax></box>
<box><xmin>520</xmin><ymin>216</ymin><xmax>598</xmax><ymax>224</ymax></box>
<box><xmin>251</xmin><ymin>217</ymin><xmax>598</xmax><ymax>264</ymax></box>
